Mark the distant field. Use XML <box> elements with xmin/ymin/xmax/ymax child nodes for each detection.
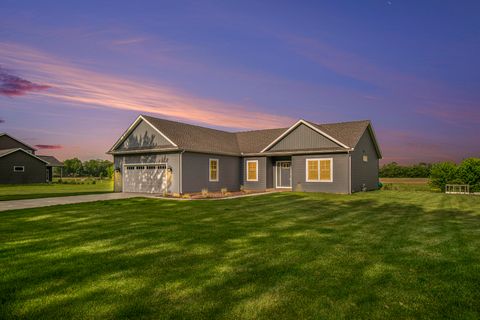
<box><xmin>0</xmin><ymin>179</ymin><xmax>113</xmax><ymax>201</ymax></box>
<box><xmin>380</xmin><ymin>178</ymin><xmax>434</xmax><ymax>192</ymax></box>
<box><xmin>380</xmin><ymin>178</ymin><xmax>429</xmax><ymax>184</ymax></box>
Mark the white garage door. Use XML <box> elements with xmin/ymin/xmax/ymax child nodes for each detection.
<box><xmin>123</xmin><ymin>163</ymin><xmax>167</xmax><ymax>193</ymax></box>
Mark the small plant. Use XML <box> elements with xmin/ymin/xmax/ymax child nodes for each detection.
<box><xmin>240</xmin><ymin>185</ymin><xmax>245</xmax><ymax>192</ymax></box>
<box><xmin>181</xmin><ymin>194</ymin><xmax>191</xmax><ymax>199</ymax></box>
<box><xmin>221</xmin><ymin>187</ymin><xmax>228</xmax><ymax>195</ymax></box>
<box><xmin>201</xmin><ymin>188</ymin><xmax>209</xmax><ymax>197</ymax></box>
<box><xmin>172</xmin><ymin>192</ymin><xmax>181</xmax><ymax>198</ymax></box>
<box><xmin>162</xmin><ymin>190</ymin><xmax>168</xmax><ymax>197</ymax></box>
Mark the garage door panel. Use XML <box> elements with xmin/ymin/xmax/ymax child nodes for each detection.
<box><xmin>123</xmin><ymin>164</ymin><xmax>167</xmax><ymax>193</ymax></box>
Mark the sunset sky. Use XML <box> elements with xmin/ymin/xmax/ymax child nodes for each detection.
<box><xmin>1</xmin><ymin>1</ymin><xmax>479</xmax><ymax>164</ymax></box>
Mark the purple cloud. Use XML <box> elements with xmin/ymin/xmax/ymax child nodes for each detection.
<box><xmin>35</xmin><ymin>144</ymin><xmax>63</xmax><ymax>150</ymax></box>
<box><xmin>0</xmin><ymin>118</ymin><xmax>4</xmax><ymax>124</ymax></box>
<box><xmin>0</xmin><ymin>67</ymin><xmax>51</xmax><ymax>97</ymax></box>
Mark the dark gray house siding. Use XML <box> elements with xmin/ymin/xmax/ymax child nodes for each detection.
<box><xmin>351</xmin><ymin>129</ymin><xmax>379</xmax><ymax>192</ymax></box>
<box><xmin>117</xmin><ymin>120</ymin><xmax>174</xmax><ymax>150</ymax></box>
<box><xmin>242</xmin><ymin>157</ymin><xmax>267</xmax><ymax>190</ymax></box>
<box><xmin>267</xmin><ymin>124</ymin><xmax>340</xmax><ymax>151</ymax></box>
<box><xmin>0</xmin><ymin>135</ymin><xmax>35</xmax><ymax>153</ymax></box>
<box><xmin>0</xmin><ymin>151</ymin><xmax>46</xmax><ymax>184</ymax></box>
<box><xmin>181</xmin><ymin>152</ymin><xmax>240</xmax><ymax>193</ymax></box>
<box><xmin>113</xmin><ymin>152</ymin><xmax>181</xmax><ymax>193</ymax></box>
<box><xmin>291</xmin><ymin>153</ymin><xmax>350</xmax><ymax>193</ymax></box>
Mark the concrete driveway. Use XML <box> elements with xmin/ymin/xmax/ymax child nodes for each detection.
<box><xmin>0</xmin><ymin>193</ymin><xmax>157</xmax><ymax>212</ymax></box>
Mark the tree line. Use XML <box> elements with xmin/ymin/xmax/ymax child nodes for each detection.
<box><xmin>381</xmin><ymin>158</ymin><xmax>480</xmax><ymax>192</ymax></box>
<box><xmin>59</xmin><ymin>158</ymin><xmax>114</xmax><ymax>178</ymax></box>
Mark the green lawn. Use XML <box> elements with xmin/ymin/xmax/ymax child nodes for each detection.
<box><xmin>0</xmin><ymin>180</ymin><xmax>113</xmax><ymax>201</ymax></box>
<box><xmin>1</xmin><ymin>191</ymin><xmax>479</xmax><ymax>319</ymax></box>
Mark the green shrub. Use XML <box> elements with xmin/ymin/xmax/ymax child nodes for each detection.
<box><xmin>429</xmin><ymin>162</ymin><xmax>458</xmax><ymax>192</ymax></box>
<box><xmin>457</xmin><ymin>158</ymin><xmax>480</xmax><ymax>188</ymax></box>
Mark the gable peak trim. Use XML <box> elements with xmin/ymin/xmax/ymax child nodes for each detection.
<box><xmin>108</xmin><ymin>115</ymin><xmax>178</xmax><ymax>152</ymax></box>
<box><xmin>260</xmin><ymin>119</ymin><xmax>350</xmax><ymax>153</ymax></box>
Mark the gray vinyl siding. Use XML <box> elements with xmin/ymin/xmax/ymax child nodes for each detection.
<box><xmin>114</xmin><ymin>152</ymin><xmax>181</xmax><ymax>193</ymax></box>
<box><xmin>268</xmin><ymin>124</ymin><xmax>340</xmax><ymax>151</ymax></box>
<box><xmin>117</xmin><ymin>120</ymin><xmax>174</xmax><ymax>150</ymax></box>
<box><xmin>351</xmin><ymin>129</ymin><xmax>379</xmax><ymax>192</ymax></box>
<box><xmin>292</xmin><ymin>154</ymin><xmax>350</xmax><ymax>193</ymax></box>
<box><xmin>181</xmin><ymin>152</ymin><xmax>240</xmax><ymax>193</ymax></box>
<box><xmin>243</xmin><ymin>157</ymin><xmax>267</xmax><ymax>190</ymax></box>
<box><xmin>0</xmin><ymin>135</ymin><xmax>36</xmax><ymax>153</ymax></box>
<box><xmin>0</xmin><ymin>151</ymin><xmax>46</xmax><ymax>184</ymax></box>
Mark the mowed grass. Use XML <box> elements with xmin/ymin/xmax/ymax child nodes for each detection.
<box><xmin>0</xmin><ymin>180</ymin><xmax>113</xmax><ymax>201</ymax></box>
<box><xmin>1</xmin><ymin>192</ymin><xmax>480</xmax><ymax>319</ymax></box>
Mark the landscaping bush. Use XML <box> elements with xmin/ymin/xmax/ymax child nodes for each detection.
<box><xmin>429</xmin><ymin>158</ymin><xmax>480</xmax><ymax>192</ymax></box>
<box><xmin>429</xmin><ymin>162</ymin><xmax>458</xmax><ymax>191</ymax></box>
<box><xmin>457</xmin><ymin>158</ymin><xmax>480</xmax><ymax>188</ymax></box>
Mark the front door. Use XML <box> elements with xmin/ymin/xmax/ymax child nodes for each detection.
<box><xmin>276</xmin><ymin>161</ymin><xmax>291</xmax><ymax>188</ymax></box>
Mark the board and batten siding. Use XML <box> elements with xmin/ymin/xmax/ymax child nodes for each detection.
<box><xmin>114</xmin><ymin>153</ymin><xmax>181</xmax><ymax>193</ymax></box>
<box><xmin>181</xmin><ymin>152</ymin><xmax>240</xmax><ymax>193</ymax></box>
<box><xmin>350</xmin><ymin>129</ymin><xmax>379</xmax><ymax>192</ymax></box>
<box><xmin>268</xmin><ymin>124</ymin><xmax>340</xmax><ymax>152</ymax></box>
<box><xmin>0</xmin><ymin>151</ymin><xmax>46</xmax><ymax>184</ymax></box>
<box><xmin>292</xmin><ymin>154</ymin><xmax>350</xmax><ymax>193</ymax></box>
<box><xmin>242</xmin><ymin>157</ymin><xmax>267</xmax><ymax>190</ymax></box>
<box><xmin>117</xmin><ymin>120</ymin><xmax>174</xmax><ymax>150</ymax></box>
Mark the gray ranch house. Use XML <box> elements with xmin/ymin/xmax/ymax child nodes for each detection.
<box><xmin>108</xmin><ymin>115</ymin><xmax>382</xmax><ymax>194</ymax></box>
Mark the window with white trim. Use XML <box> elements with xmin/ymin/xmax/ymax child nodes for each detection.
<box><xmin>362</xmin><ymin>151</ymin><xmax>368</xmax><ymax>162</ymax></box>
<box><xmin>305</xmin><ymin>158</ymin><xmax>333</xmax><ymax>182</ymax></box>
<box><xmin>13</xmin><ymin>166</ymin><xmax>25</xmax><ymax>172</ymax></box>
<box><xmin>209</xmin><ymin>159</ymin><xmax>219</xmax><ymax>182</ymax></box>
<box><xmin>246</xmin><ymin>160</ymin><xmax>258</xmax><ymax>181</ymax></box>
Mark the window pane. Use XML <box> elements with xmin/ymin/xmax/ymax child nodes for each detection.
<box><xmin>320</xmin><ymin>160</ymin><xmax>331</xmax><ymax>181</ymax></box>
<box><xmin>307</xmin><ymin>160</ymin><xmax>319</xmax><ymax>181</ymax></box>
<box><xmin>210</xmin><ymin>160</ymin><xmax>218</xmax><ymax>180</ymax></box>
<box><xmin>247</xmin><ymin>161</ymin><xmax>257</xmax><ymax>180</ymax></box>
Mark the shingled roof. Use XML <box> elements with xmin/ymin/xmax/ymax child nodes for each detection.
<box><xmin>37</xmin><ymin>155</ymin><xmax>64</xmax><ymax>167</ymax></box>
<box><xmin>110</xmin><ymin>115</ymin><xmax>378</xmax><ymax>156</ymax></box>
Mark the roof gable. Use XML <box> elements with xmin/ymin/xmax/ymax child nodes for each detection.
<box><xmin>0</xmin><ymin>133</ymin><xmax>37</xmax><ymax>152</ymax></box>
<box><xmin>261</xmin><ymin>120</ymin><xmax>350</xmax><ymax>153</ymax></box>
<box><xmin>266</xmin><ymin>123</ymin><xmax>343</xmax><ymax>152</ymax></box>
<box><xmin>109</xmin><ymin>116</ymin><xmax>178</xmax><ymax>153</ymax></box>
<box><xmin>117</xmin><ymin>118</ymin><xmax>175</xmax><ymax>151</ymax></box>
<box><xmin>0</xmin><ymin>148</ymin><xmax>49</xmax><ymax>163</ymax></box>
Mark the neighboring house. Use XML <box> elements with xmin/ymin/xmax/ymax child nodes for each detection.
<box><xmin>0</xmin><ymin>133</ymin><xmax>64</xmax><ymax>184</ymax></box>
<box><xmin>108</xmin><ymin>115</ymin><xmax>382</xmax><ymax>194</ymax></box>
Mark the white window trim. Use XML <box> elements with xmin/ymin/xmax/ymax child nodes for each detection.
<box><xmin>305</xmin><ymin>158</ymin><xmax>333</xmax><ymax>182</ymax></box>
<box><xmin>246</xmin><ymin>160</ymin><xmax>258</xmax><ymax>182</ymax></box>
<box><xmin>209</xmin><ymin>158</ymin><xmax>219</xmax><ymax>182</ymax></box>
<box><xmin>13</xmin><ymin>166</ymin><xmax>25</xmax><ymax>172</ymax></box>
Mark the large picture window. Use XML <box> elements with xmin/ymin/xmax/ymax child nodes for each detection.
<box><xmin>209</xmin><ymin>159</ymin><xmax>219</xmax><ymax>182</ymax></box>
<box><xmin>246</xmin><ymin>160</ymin><xmax>258</xmax><ymax>181</ymax></box>
<box><xmin>305</xmin><ymin>158</ymin><xmax>333</xmax><ymax>182</ymax></box>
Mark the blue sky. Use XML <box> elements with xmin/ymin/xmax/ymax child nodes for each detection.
<box><xmin>0</xmin><ymin>0</ymin><xmax>479</xmax><ymax>163</ymax></box>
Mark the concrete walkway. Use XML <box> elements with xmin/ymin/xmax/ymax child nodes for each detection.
<box><xmin>0</xmin><ymin>193</ymin><xmax>156</xmax><ymax>212</ymax></box>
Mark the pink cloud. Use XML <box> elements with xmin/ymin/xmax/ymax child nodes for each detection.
<box><xmin>0</xmin><ymin>67</ymin><xmax>51</xmax><ymax>96</ymax></box>
<box><xmin>0</xmin><ymin>43</ymin><xmax>294</xmax><ymax>130</ymax></box>
<box><xmin>35</xmin><ymin>144</ymin><xmax>63</xmax><ymax>150</ymax></box>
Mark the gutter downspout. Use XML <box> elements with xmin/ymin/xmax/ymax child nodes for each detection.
<box><xmin>348</xmin><ymin>150</ymin><xmax>352</xmax><ymax>194</ymax></box>
<box><xmin>179</xmin><ymin>150</ymin><xmax>185</xmax><ymax>194</ymax></box>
